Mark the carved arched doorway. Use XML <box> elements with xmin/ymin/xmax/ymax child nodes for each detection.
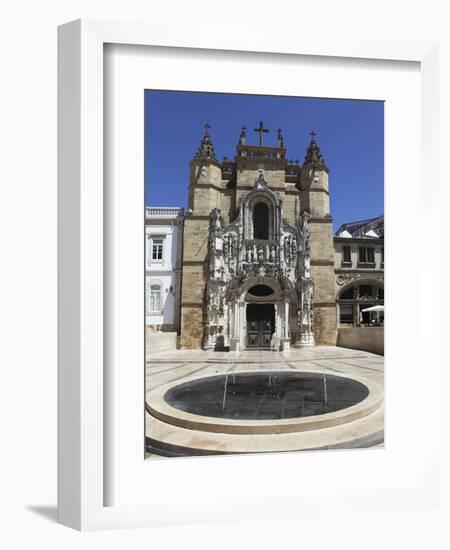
<box><xmin>245</xmin><ymin>284</ymin><xmax>276</xmax><ymax>348</ymax></box>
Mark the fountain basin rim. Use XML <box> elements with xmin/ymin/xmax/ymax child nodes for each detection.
<box><xmin>146</xmin><ymin>370</ymin><xmax>384</xmax><ymax>435</ymax></box>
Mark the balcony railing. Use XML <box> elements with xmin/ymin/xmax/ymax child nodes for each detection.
<box><xmin>145</xmin><ymin>207</ymin><xmax>184</xmax><ymax>218</ymax></box>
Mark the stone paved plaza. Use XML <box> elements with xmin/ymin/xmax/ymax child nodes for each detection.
<box><xmin>145</xmin><ymin>346</ymin><xmax>384</xmax><ymax>457</ymax></box>
<box><xmin>146</xmin><ymin>346</ymin><xmax>383</xmax><ymax>393</ymax></box>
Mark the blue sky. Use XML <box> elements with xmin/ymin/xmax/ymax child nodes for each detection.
<box><xmin>145</xmin><ymin>91</ymin><xmax>384</xmax><ymax>232</ymax></box>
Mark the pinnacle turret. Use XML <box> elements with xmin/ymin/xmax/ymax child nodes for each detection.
<box><xmin>238</xmin><ymin>126</ymin><xmax>247</xmax><ymax>145</ymax></box>
<box><xmin>277</xmin><ymin>128</ymin><xmax>284</xmax><ymax>148</ymax></box>
<box><xmin>304</xmin><ymin>131</ymin><xmax>327</xmax><ymax>167</ymax></box>
<box><xmin>194</xmin><ymin>123</ymin><xmax>217</xmax><ymax>160</ymax></box>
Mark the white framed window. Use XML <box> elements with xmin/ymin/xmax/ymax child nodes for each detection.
<box><xmin>150</xmin><ymin>284</ymin><xmax>161</xmax><ymax>311</ymax></box>
<box><xmin>151</xmin><ymin>238</ymin><xmax>164</xmax><ymax>261</ymax></box>
<box><xmin>146</xmin><ymin>281</ymin><xmax>162</xmax><ymax>313</ymax></box>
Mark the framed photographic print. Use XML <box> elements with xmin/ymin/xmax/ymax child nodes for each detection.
<box><xmin>144</xmin><ymin>91</ymin><xmax>385</xmax><ymax>459</ymax></box>
<box><xmin>58</xmin><ymin>18</ymin><xmax>440</xmax><ymax>530</ymax></box>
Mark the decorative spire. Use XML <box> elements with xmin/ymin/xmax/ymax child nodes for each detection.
<box><xmin>277</xmin><ymin>128</ymin><xmax>284</xmax><ymax>148</ymax></box>
<box><xmin>304</xmin><ymin>130</ymin><xmax>326</xmax><ymax>166</ymax></box>
<box><xmin>195</xmin><ymin>123</ymin><xmax>217</xmax><ymax>160</ymax></box>
<box><xmin>239</xmin><ymin>126</ymin><xmax>247</xmax><ymax>145</ymax></box>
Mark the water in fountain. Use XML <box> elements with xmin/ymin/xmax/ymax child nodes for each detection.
<box><xmin>222</xmin><ymin>374</ymin><xmax>228</xmax><ymax>410</ymax></box>
<box><xmin>165</xmin><ymin>372</ymin><xmax>369</xmax><ymax>421</ymax></box>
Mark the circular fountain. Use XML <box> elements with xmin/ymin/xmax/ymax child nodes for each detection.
<box><xmin>146</xmin><ymin>369</ymin><xmax>384</xmax><ymax>453</ymax></box>
<box><xmin>165</xmin><ymin>372</ymin><xmax>369</xmax><ymax>420</ymax></box>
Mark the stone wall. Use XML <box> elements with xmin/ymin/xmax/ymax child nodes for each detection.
<box><xmin>236</xmin><ymin>166</ymin><xmax>286</xmax><ymax>188</ymax></box>
<box><xmin>180</xmin><ymin>306</ymin><xmax>204</xmax><ymax>349</ymax></box>
<box><xmin>309</xmin><ymin>219</ymin><xmax>336</xmax><ymax>345</ymax></box>
<box><xmin>314</xmin><ymin>306</ymin><xmax>337</xmax><ymax>345</ymax></box>
<box><xmin>219</xmin><ymin>190</ymin><xmax>234</xmax><ymax>224</ymax></box>
<box><xmin>337</xmin><ymin>327</ymin><xmax>384</xmax><ymax>355</ymax></box>
<box><xmin>146</xmin><ymin>330</ymin><xmax>178</xmax><ymax>356</ymax></box>
<box><xmin>180</xmin><ymin>214</ymin><xmax>209</xmax><ymax>348</ymax></box>
<box><xmin>283</xmin><ymin>190</ymin><xmax>300</xmax><ymax>226</ymax></box>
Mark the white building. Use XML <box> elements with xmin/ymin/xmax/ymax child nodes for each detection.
<box><xmin>145</xmin><ymin>207</ymin><xmax>184</xmax><ymax>332</ymax></box>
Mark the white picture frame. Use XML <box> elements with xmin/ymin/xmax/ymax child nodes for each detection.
<box><xmin>58</xmin><ymin>18</ymin><xmax>440</xmax><ymax>531</ymax></box>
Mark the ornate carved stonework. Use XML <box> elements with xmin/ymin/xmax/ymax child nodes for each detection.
<box><xmin>336</xmin><ymin>272</ymin><xmax>384</xmax><ymax>286</ymax></box>
<box><xmin>204</xmin><ymin>173</ymin><xmax>315</xmax><ymax>350</ymax></box>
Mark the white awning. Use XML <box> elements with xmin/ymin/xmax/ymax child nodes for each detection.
<box><xmin>360</xmin><ymin>305</ymin><xmax>384</xmax><ymax>312</ymax></box>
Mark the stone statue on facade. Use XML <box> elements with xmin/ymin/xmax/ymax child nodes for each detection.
<box><xmin>211</xmin><ymin>207</ymin><xmax>222</xmax><ymax>235</ymax></box>
<box><xmin>223</xmin><ymin>236</ymin><xmax>229</xmax><ymax>258</ymax></box>
<box><xmin>270</xmin><ymin>245</ymin><xmax>276</xmax><ymax>262</ymax></box>
<box><xmin>299</xmin><ymin>211</ymin><xmax>311</xmax><ymax>278</ymax></box>
<box><xmin>257</xmin><ymin>246</ymin><xmax>264</xmax><ymax>263</ymax></box>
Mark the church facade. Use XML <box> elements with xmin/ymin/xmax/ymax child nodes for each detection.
<box><xmin>179</xmin><ymin>123</ymin><xmax>337</xmax><ymax>351</ymax></box>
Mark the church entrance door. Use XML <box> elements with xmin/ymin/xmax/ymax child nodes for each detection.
<box><xmin>246</xmin><ymin>303</ymin><xmax>275</xmax><ymax>349</ymax></box>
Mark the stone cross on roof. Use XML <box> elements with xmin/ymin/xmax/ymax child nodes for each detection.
<box><xmin>253</xmin><ymin>121</ymin><xmax>269</xmax><ymax>146</ymax></box>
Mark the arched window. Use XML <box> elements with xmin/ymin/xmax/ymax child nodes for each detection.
<box><xmin>253</xmin><ymin>202</ymin><xmax>269</xmax><ymax>239</ymax></box>
<box><xmin>340</xmin><ymin>287</ymin><xmax>354</xmax><ymax>300</ymax></box>
<box><xmin>337</xmin><ymin>281</ymin><xmax>384</xmax><ymax>327</ymax></box>
<box><xmin>247</xmin><ymin>284</ymin><xmax>274</xmax><ymax>297</ymax></box>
